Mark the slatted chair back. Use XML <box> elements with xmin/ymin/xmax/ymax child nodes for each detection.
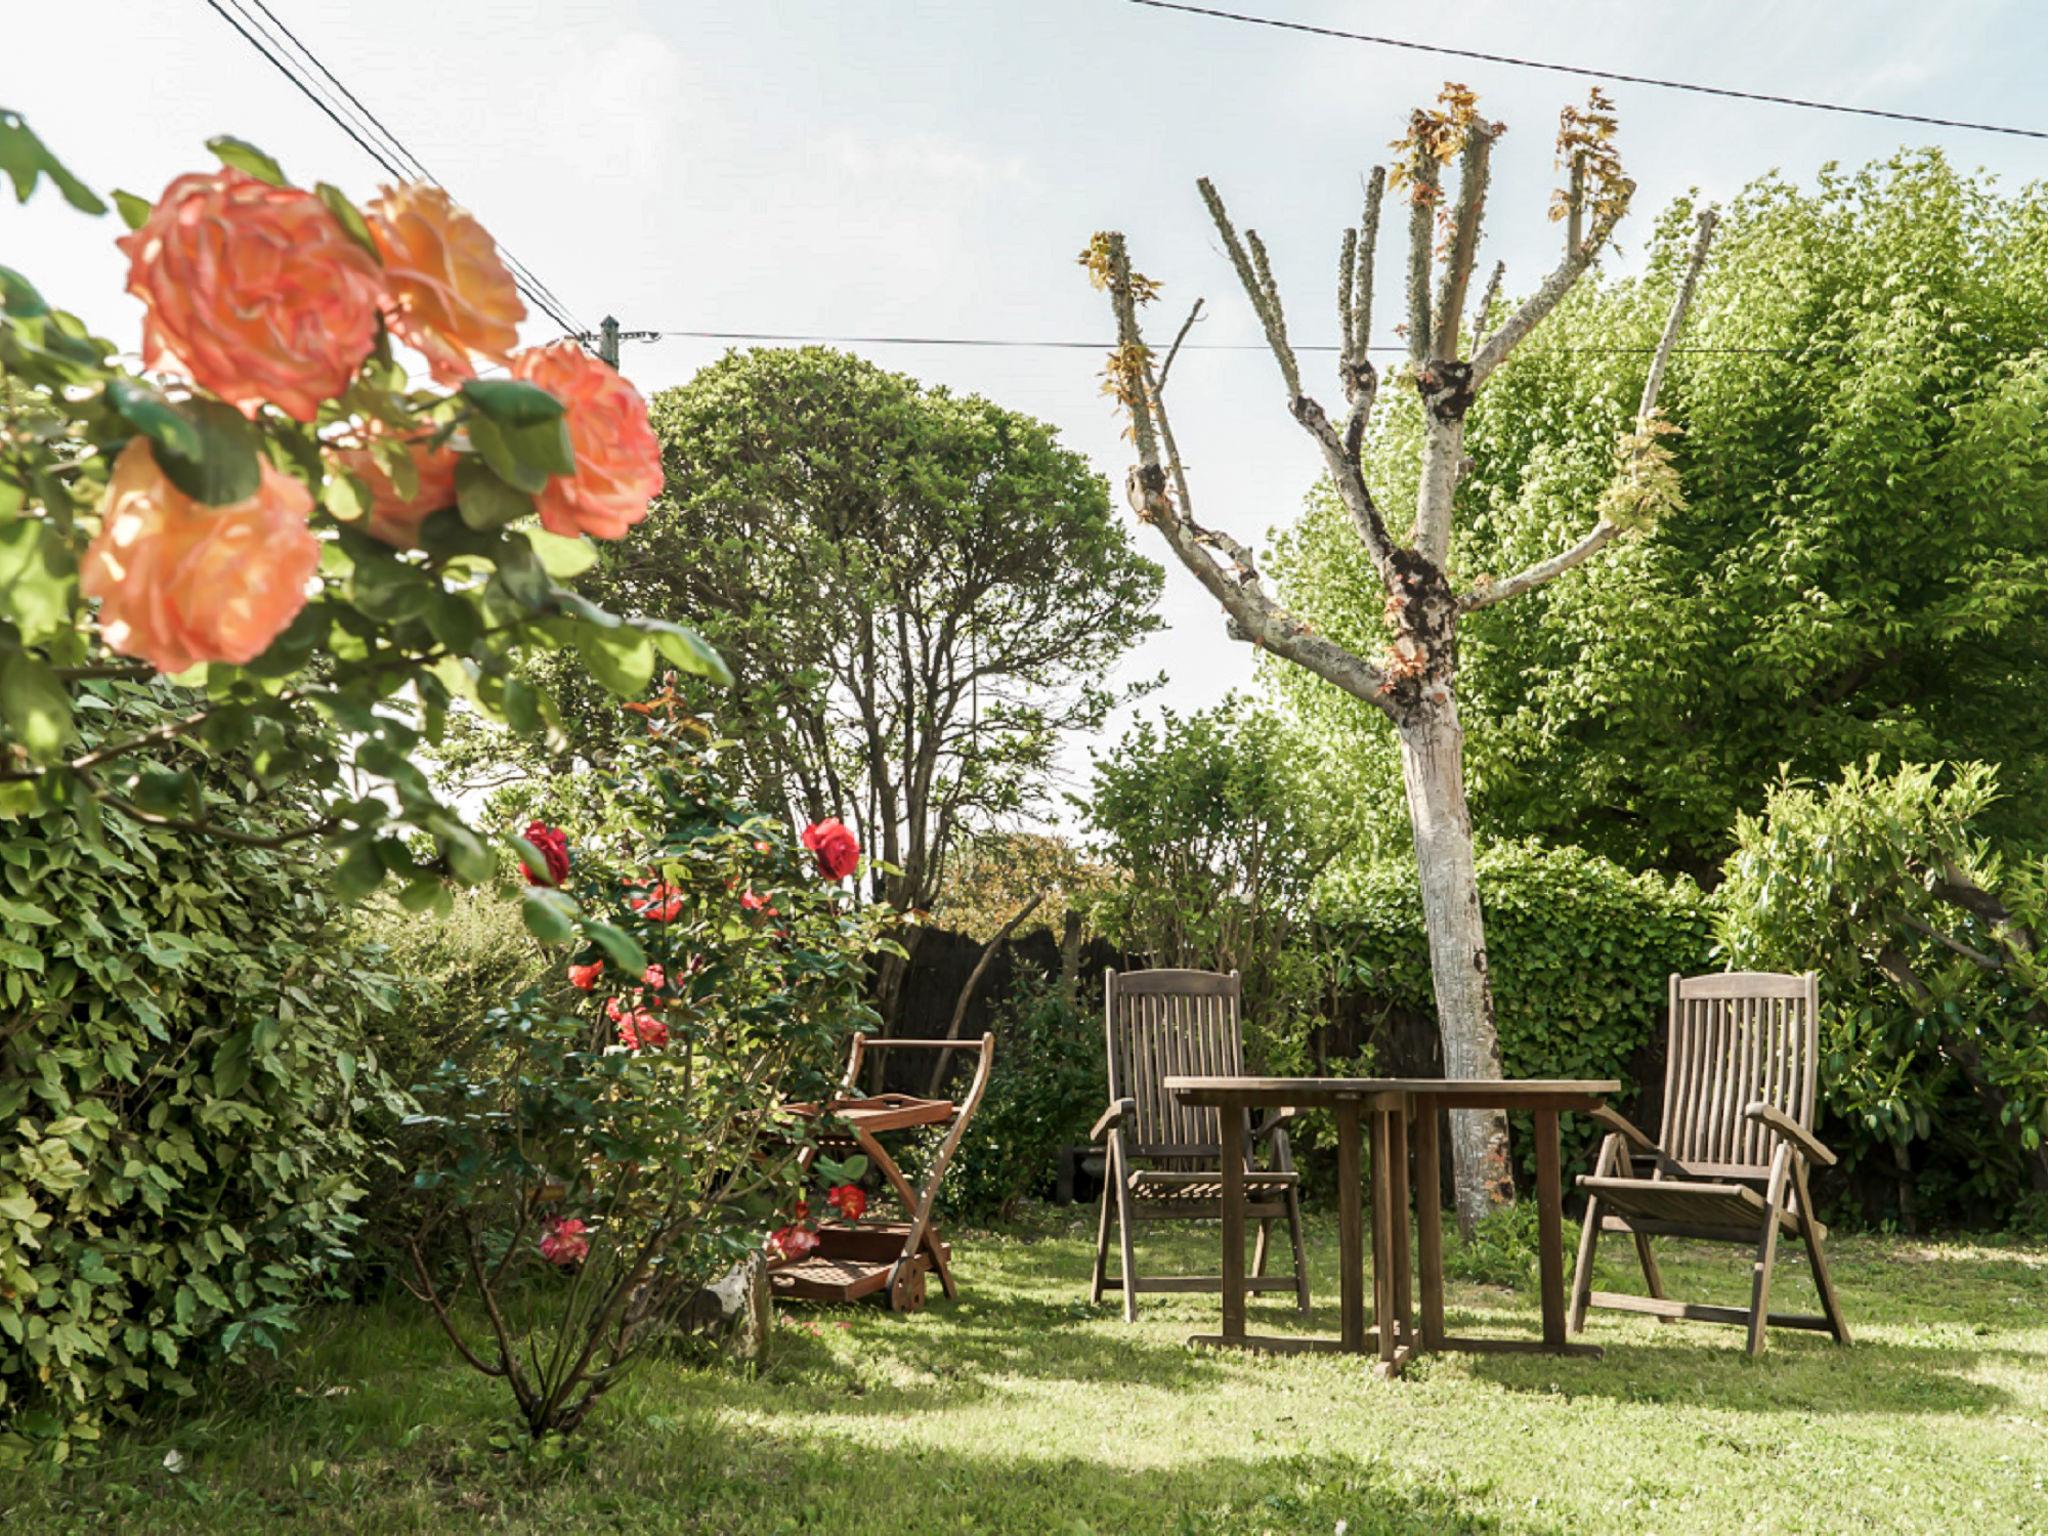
<box><xmin>1658</xmin><ymin>971</ymin><xmax>1820</xmax><ymax>1179</ymax></box>
<box><xmin>1104</xmin><ymin>968</ymin><xmax>1245</xmax><ymax>1168</ymax></box>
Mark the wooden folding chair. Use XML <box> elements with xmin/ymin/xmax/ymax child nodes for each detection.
<box><xmin>1089</xmin><ymin>968</ymin><xmax>1310</xmax><ymax>1322</ymax></box>
<box><xmin>1569</xmin><ymin>971</ymin><xmax>1851</xmax><ymax>1356</ymax></box>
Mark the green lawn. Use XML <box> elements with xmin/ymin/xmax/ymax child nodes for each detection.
<box><xmin>5</xmin><ymin>1211</ymin><xmax>2046</xmax><ymax>1534</ymax></box>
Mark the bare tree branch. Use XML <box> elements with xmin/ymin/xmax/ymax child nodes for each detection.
<box><xmin>1340</xmin><ymin>167</ymin><xmax>1387</xmax><ymax>457</ymax></box>
<box><xmin>1404</xmin><ymin>154</ymin><xmax>1439</xmax><ymax>363</ymax></box>
<box><xmin>1461</xmin><ymin>207</ymin><xmax>1718</xmax><ymax>613</ymax></box>
<box><xmin>1155</xmin><ymin>298</ymin><xmax>1204</xmax><ymax>395</ymax></box>
<box><xmin>1430</xmin><ymin>125</ymin><xmax>1497</xmax><ymax>359</ymax></box>
<box><xmin>1097</xmin><ymin>233</ymin><xmax>1398</xmax><ymax>717</ymax></box>
<box><xmin>1197</xmin><ymin>179</ymin><xmax>1302</xmax><ymax>401</ymax></box>
<box><xmin>1469</xmin><ymin>186</ymin><xmax>1634</xmax><ymax>389</ymax></box>
<box><xmin>1472</xmin><ymin>259</ymin><xmax>1505</xmax><ymax>344</ymax></box>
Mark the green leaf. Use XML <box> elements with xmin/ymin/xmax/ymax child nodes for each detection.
<box><xmin>150</xmin><ymin>400</ymin><xmax>263</xmax><ymax>507</ymax></box>
<box><xmin>582</xmin><ymin>919</ymin><xmax>647</xmax><ymax>977</ymax></box>
<box><xmin>634</xmin><ymin>617</ymin><xmax>733</xmax><ymax>687</ymax></box>
<box><xmin>314</xmin><ymin>182</ymin><xmax>379</xmax><ymax>258</ymax></box>
<box><xmin>527</xmin><ymin>528</ymin><xmax>596</xmax><ymax>579</ymax></box>
<box><xmin>508</xmin><ymin>835</ymin><xmax>555</xmax><ymax>885</ymax></box>
<box><xmin>0</xmin><ymin>263</ymin><xmax>49</xmax><ymax>318</ymax></box>
<box><xmin>502</xmin><ymin>676</ymin><xmax>542</xmax><ymax>735</ymax></box>
<box><xmin>333</xmin><ymin>840</ymin><xmax>384</xmax><ymax>901</ymax></box>
<box><xmin>454</xmin><ymin>457</ymin><xmax>533</xmax><ymax>532</ymax></box>
<box><xmin>467</xmin><ymin>417</ymin><xmax>548</xmax><ymax>495</ymax></box>
<box><xmin>111</xmin><ymin>189</ymin><xmax>151</xmax><ymax>230</ymax></box>
<box><xmin>0</xmin><ymin>516</ymin><xmax>78</xmax><ymax>645</ymax></box>
<box><xmin>460</xmin><ymin>378</ymin><xmax>565</xmax><ymax>426</ymax></box>
<box><xmin>0</xmin><ymin>650</ymin><xmax>74</xmax><ymax>761</ymax></box>
<box><xmin>106</xmin><ymin>378</ymin><xmax>204</xmax><ymax>465</ymax></box>
<box><xmin>0</xmin><ymin>111</ymin><xmax>107</xmax><ymax>215</ymax></box>
<box><xmin>521</xmin><ymin>886</ymin><xmax>579</xmax><ymax>944</ymax></box>
<box><xmin>575</xmin><ymin>625</ymin><xmax>656</xmax><ymax>699</ymax></box>
<box><xmin>205</xmin><ymin>135</ymin><xmax>286</xmax><ymax>188</ymax></box>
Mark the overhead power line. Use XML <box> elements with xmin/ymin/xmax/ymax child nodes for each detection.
<box><xmin>1124</xmin><ymin>0</ymin><xmax>2048</xmax><ymax>142</ymax></box>
<box><xmin>642</xmin><ymin>328</ymin><xmax>1933</xmax><ymax>359</ymax></box>
<box><xmin>199</xmin><ymin>0</ymin><xmax>593</xmax><ymax>344</ymax></box>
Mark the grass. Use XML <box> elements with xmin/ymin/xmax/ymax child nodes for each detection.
<box><xmin>4</xmin><ymin>1210</ymin><xmax>2046</xmax><ymax>1534</ymax></box>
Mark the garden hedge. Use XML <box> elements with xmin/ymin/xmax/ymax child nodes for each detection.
<box><xmin>0</xmin><ymin>684</ymin><xmax>401</xmax><ymax>1461</ymax></box>
<box><xmin>1316</xmin><ymin>840</ymin><xmax>1716</xmax><ymax>1177</ymax></box>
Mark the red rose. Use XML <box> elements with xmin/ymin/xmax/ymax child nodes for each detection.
<box><xmin>539</xmin><ymin>1216</ymin><xmax>589</xmax><ymax>1266</ymax></box>
<box><xmin>626</xmin><ymin>878</ymin><xmax>684</xmax><ymax>923</ymax></box>
<box><xmin>521</xmin><ymin>821</ymin><xmax>569</xmax><ymax>886</ymax></box>
<box><xmin>825</xmin><ymin>1183</ymin><xmax>867</xmax><ymax>1221</ymax></box>
<box><xmin>801</xmin><ymin>818</ymin><xmax>860</xmax><ymax>881</ymax></box>
<box><xmin>766</xmin><ymin>1224</ymin><xmax>819</xmax><ymax>1263</ymax></box>
<box><xmin>567</xmin><ymin>960</ymin><xmax>604</xmax><ymax>990</ymax></box>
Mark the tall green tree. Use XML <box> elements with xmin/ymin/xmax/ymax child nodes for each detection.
<box><xmin>585</xmin><ymin>348</ymin><xmax>1162</xmax><ymax>943</ymax></box>
<box><xmin>1276</xmin><ymin>150</ymin><xmax>2048</xmax><ymax>882</ymax></box>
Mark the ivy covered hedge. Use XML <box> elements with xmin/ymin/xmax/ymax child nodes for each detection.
<box><xmin>1317</xmin><ymin>840</ymin><xmax>1715</xmax><ymax>1177</ymax></box>
<box><xmin>0</xmin><ymin>684</ymin><xmax>401</xmax><ymax>1461</ymax></box>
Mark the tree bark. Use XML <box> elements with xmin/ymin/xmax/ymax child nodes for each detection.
<box><xmin>1397</xmin><ymin>699</ymin><xmax>1514</xmax><ymax>1231</ymax></box>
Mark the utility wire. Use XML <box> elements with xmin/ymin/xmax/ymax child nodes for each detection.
<box><xmin>199</xmin><ymin>0</ymin><xmax>592</xmax><ymax>343</ymax></box>
<box><xmin>641</xmin><ymin>328</ymin><xmax>1958</xmax><ymax>359</ymax></box>
<box><xmin>1124</xmin><ymin>0</ymin><xmax>2048</xmax><ymax>142</ymax></box>
<box><xmin>234</xmin><ymin>0</ymin><xmax>587</xmax><ymax>333</ymax></box>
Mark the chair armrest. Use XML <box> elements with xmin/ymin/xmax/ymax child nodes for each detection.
<box><xmin>1745</xmin><ymin>1102</ymin><xmax>1837</xmax><ymax>1167</ymax></box>
<box><xmin>1588</xmin><ymin>1104</ymin><xmax>1662</xmax><ymax>1155</ymax></box>
<box><xmin>1251</xmin><ymin>1106</ymin><xmax>1299</xmax><ymax>1142</ymax></box>
<box><xmin>1091</xmin><ymin>1098</ymin><xmax>1135</xmax><ymax>1143</ymax></box>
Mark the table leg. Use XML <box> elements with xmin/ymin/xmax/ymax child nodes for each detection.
<box><xmin>1221</xmin><ymin>1103</ymin><xmax>1246</xmax><ymax>1342</ymax></box>
<box><xmin>1534</xmin><ymin>1107</ymin><xmax>1566</xmax><ymax>1349</ymax></box>
<box><xmin>1390</xmin><ymin>1106</ymin><xmax>1412</xmax><ymax>1345</ymax></box>
<box><xmin>1335</xmin><ymin>1102</ymin><xmax>1365</xmax><ymax>1352</ymax></box>
<box><xmin>1369</xmin><ymin>1108</ymin><xmax>1396</xmax><ymax>1373</ymax></box>
<box><xmin>1414</xmin><ymin>1101</ymin><xmax>1443</xmax><ymax>1349</ymax></box>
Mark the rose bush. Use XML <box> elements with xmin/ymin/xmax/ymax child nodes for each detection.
<box><xmin>402</xmin><ymin>701</ymin><xmax>900</xmax><ymax>1440</ymax></box>
<box><xmin>0</xmin><ymin>115</ymin><xmax>727</xmax><ymax>953</ymax></box>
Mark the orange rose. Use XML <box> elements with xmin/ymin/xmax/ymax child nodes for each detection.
<box><xmin>331</xmin><ymin>435</ymin><xmax>459</xmax><ymax>549</ymax></box>
<box><xmin>508</xmin><ymin>342</ymin><xmax>663</xmax><ymax>540</ymax></box>
<box><xmin>81</xmin><ymin>438</ymin><xmax>321</xmax><ymax>674</ymax></box>
<box><xmin>367</xmin><ymin>183</ymin><xmax>525</xmax><ymax>385</ymax></box>
<box><xmin>120</xmin><ymin>169</ymin><xmax>383</xmax><ymax>423</ymax></box>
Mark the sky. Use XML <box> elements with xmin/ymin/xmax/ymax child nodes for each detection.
<box><xmin>9</xmin><ymin>0</ymin><xmax>2047</xmax><ymax>814</ymax></box>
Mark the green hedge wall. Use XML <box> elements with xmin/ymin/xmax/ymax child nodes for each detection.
<box><xmin>1316</xmin><ymin>840</ymin><xmax>1716</xmax><ymax>1178</ymax></box>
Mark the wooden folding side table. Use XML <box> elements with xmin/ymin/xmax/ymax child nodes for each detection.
<box><xmin>770</xmin><ymin>1033</ymin><xmax>994</xmax><ymax>1312</ymax></box>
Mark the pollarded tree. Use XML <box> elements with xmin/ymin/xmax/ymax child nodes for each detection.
<box><xmin>1084</xmin><ymin>86</ymin><xmax>1716</xmax><ymax>1224</ymax></box>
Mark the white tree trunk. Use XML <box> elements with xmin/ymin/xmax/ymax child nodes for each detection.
<box><xmin>1397</xmin><ymin>698</ymin><xmax>1514</xmax><ymax>1232</ymax></box>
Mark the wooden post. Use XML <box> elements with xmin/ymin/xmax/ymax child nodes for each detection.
<box><xmin>1389</xmin><ymin>1104</ymin><xmax>1412</xmax><ymax>1343</ymax></box>
<box><xmin>1220</xmin><ymin>1104</ymin><xmax>1246</xmax><ymax>1341</ymax></box>
<box><xmin>1336</xmin><ymin>1101</ymin><xmax>1365</xmax><ymax>1352</ymax></box>
<box><xmin>1414</xmin><ymin>1099</ymin><xmax>1444</xmax><ymax>1348</ymax></box>
<box><xmin>1369</xmin><ymin>1107</ymin><xmax>1397</xmax><ymax>1373</ymax></box>
<box><xmin>1534</xmin><ymin>1108</ymin><xmax>1566</xmax><ymax>1349</ymax></box>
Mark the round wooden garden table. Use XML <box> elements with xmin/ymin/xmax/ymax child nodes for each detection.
<box><xmin>1164</xmin><ymin>1077</ymin><xmax>1618</xmax><ymax>1376</ymax></box>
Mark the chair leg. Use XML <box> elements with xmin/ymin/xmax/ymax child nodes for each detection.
<box><xmin>1747</xmin><ymin>1207</ymin><xmax>1782</xmax><ymax>1358</ymax></box>
<box><xmin>1285</xmin><ymin>1187</ymin><xmax>1311</xmax><ymax>1314</ymax></box>
<box><xmin>1568</xmin><ymin>1194</ymin><xmax>1601</xmax><ymax>1334</ymax></box>
<box><xmin>1253</xmin><ymin>1217</ymin><xmax>1272</xmax><ymax>1279</ymax></box>
<box><xmin>1112</xmin><ymin>1144</ymin><xmax>1141</xmax><ymax>1323</ymax></box>
<box><xmin>1793</xmin><ymin>1159</ymin><xmax>1851</xmax><ymax>1346</ymax></box>
<box><xmin>1634</xmin><ymin>1230</ymin><xmax>1668</xmax><ymax>1315</ymax></box>
<box><xmin>1089</xmin><ymin>1164</ymin><xmax>1112</xmax><ymax>1306</ymax></box>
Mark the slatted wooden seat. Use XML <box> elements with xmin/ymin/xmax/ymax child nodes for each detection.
<box><xmin>1569</xmin><ymin>971</ymin><xmax>1851</xmax><ymax>1355</ymax></box>
<box><xmin>1089</xmin><ymin>968</ymin><xmax>1310</xmax><ymax>1320</ymax></box>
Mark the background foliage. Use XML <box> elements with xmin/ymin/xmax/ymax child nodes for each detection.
<box><xmin>1273</xmin><ymin>151</ymin><xmax>2048</xmax><ymax>880</ymax></box>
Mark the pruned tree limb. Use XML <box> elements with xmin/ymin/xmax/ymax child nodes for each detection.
<box><xmin>1470</xmin><ymin>187</ymin><xmax>1634</xmax><ymax>389</ymax></box>
<box><xmin>1430</xmin><ymin>125</ymin><xmax>1497</xmax><ymax>360</ymax></box>
<box><xmin>1460</xmin><ymin>206</ymin><xmax>1718</xmax><ymax>613</ymax></box>
<box><xmin>1404</xmin><ymin>154</ymin><xmax>1439</xmax><ymax>363</ymax></box>
<box><xmin>1097</xmin><ymin>233</ymin><xmax>1399</xmax><ymax>716</ymax></box>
